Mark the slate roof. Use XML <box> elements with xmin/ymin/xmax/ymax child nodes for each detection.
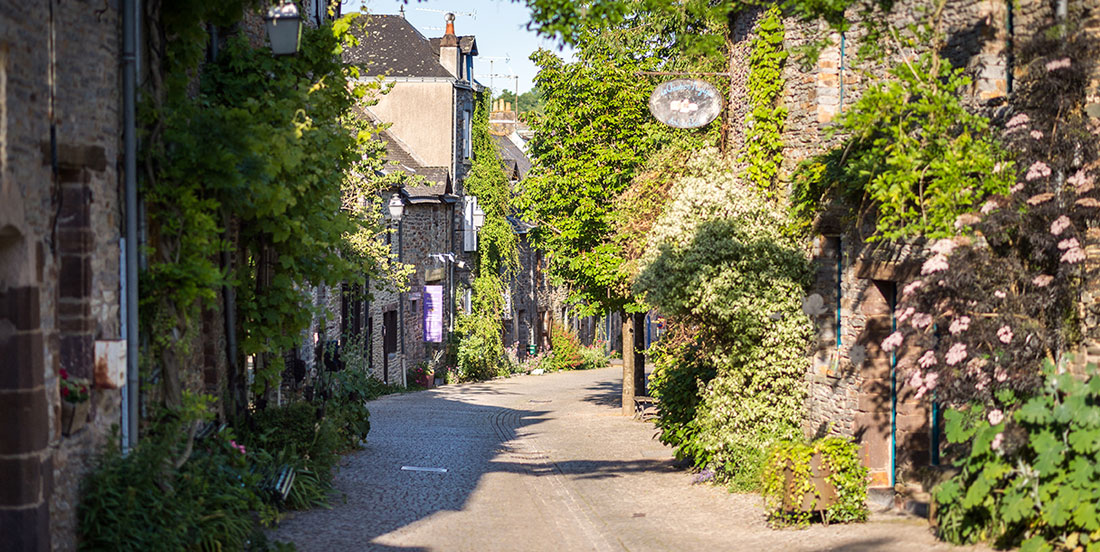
<box><xmin>491</xmin><ymin>134</ymin><xmax>531</xmax><ymax>180</ymax></box>
<box><xmin>428</xmin><ymin>36</ymin><xmax>478</xmax><ymax>55</ymax></box>
<box><xmin>343</xmin><ymin>15</ymin><xmax>452</xmax><ymax>78</ymax></box>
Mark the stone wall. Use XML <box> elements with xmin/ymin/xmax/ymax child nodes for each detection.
<box><xmin>769</xmin><ymin>0</ymin><xmax>1021</xmax><ymax>488</ymax></box>
<box><xmin>0</xmin><ymin>1</ymin><xmax>124</xmax><ymax>550</ymax></box>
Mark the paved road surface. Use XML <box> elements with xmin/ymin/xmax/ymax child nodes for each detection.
<box><xmin>271</xmin><ymin>367</ymin><xmax>979</xmax><ymax>551</ymax></box>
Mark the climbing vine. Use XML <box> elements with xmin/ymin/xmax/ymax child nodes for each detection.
<box><xmin>454</xmin><ymin>93</ymin><xmax>520</xmax><ymax>381</ymax></box>
<box><xmin>742</xmin><ymin>4</ymin><xmax>787</xmax><ymax>194</ymax></box>
<box><xmin>790</xmin><ymin>23</ymin><xmax>1014</xmax><ymax>240</ymax></box>
<box><xmin>761</xmin><ymin>437</ymin><xmax>869</xmax><ymax>526</ymax></box>
<box><xmin>140</xmin><ymin>4</ymin><xmax>394</xmax><ymax>410</ymax></box>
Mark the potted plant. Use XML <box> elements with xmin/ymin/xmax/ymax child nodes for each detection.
<box><xmin>761</xmin><ymin>436</ymin><xmax>869</xmax><ymax>526</ymax></box>
<box><xmin>59</xmin><ymin>368</ymin><xmax>91</xmax><ymax>436</ymax></box>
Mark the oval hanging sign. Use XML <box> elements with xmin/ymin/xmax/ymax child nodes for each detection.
<box><xmin>649</xmin><ymin>79</ymin><xmax>723</xmax><ymax>129</ymax></box>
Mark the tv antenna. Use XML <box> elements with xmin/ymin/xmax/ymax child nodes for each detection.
<box><xmin>481</xmin><ymin>56</ymin><xmax>511</xmax><ymax>91</ymax></box>
<box><xmin>414</xmin><ymin>8</ymin><xmax>476</xmax><ymax>19</ymax></box>
<box><xmin>484</xmin><ymin>73</ymin><xmax>520</xmax><ymax>106</ymax></box>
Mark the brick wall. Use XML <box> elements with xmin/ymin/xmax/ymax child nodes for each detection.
<box><xmin>0</xmin><ymin>1</ymin><xmax>124</xmax><ymax>550</ymax></box>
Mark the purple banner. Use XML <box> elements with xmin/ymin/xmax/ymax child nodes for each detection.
<box><xmin>423</xmin><ymin>285</ymin><xmax>443</xmax><ymax>343</ymax></box>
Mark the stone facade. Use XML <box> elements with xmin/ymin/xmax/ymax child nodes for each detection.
<box><xmin>1</xmin><ymin>2</ymin><xmax>125</xmax><ymax>550</ymax></box>
<box><xmin>748</xmin><ymin>0</ymin><xmax>1052</xmax><ymax>488</ymax></box>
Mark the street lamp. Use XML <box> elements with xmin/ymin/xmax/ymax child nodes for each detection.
<box><xmin>264</xmin><ymin>2</ymin><xmax>302</xmax><ymax>56</ymax></box>
<box><xmin>387</xmin><ymin>193</ymin><xmax>405</xmax><ymax>221</ymax></box>
<box><xmin>388</xmin><ymin>192</ymin><xmax>407</xmax><ymax>387</ymax></box>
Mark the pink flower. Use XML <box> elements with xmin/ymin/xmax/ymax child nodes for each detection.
<box><xmin>1033</xmin><ymin>274</ymin><xmax>1054</xmax><ymax>287</ymax></box>
<box><xmin>981</xmin><ymin>199</ymin><xmax>1000</xmax><ymax>214</ymax></box>
<box><xmin>946</xmin><ymin>342</ymin><xmax>968</xmax><ymax>366</ymax></box>
<box><xmin>921</xmin><ymin>254</ymin><xmax>950</xmax><ymax>275</ymax></box>
<box><xmin>1006</xmin><ymin>113</ymin><xmax>1030</xmax><ymax>129</ymax></box>
<box><xmin>1058</xmin><ymin>238</ymin><xmax>1080</xmax><ymax>250</ymax></box>
<box><xmin>1062</xmin><ymin>247</ymin><xmax>1086</xmax><ymax>263</ymax></box>
<box><xmin>918</xmin><ymin>350</ymin><xmax>937</xmax><ymax>368</ymax></box>
<box><xmin>995</xmin><ymin>366</ymin><xmax>1008</xmax><ymax>382</ymax></box>
<box><xmin>910</xmin><ymin>313</ymin><xmax>933</xmax><ymax>330</ymax></box>
<box><xmin>1030</xmin><ymin>130</ymin><xmax>1044</xmax><ymax>140</ymax></box>
<box><xmin>1069</xmin><ymin>170</ymin><xmax>1094</xmax><ymax>194</ymax></box>
<box><xmin>995</xmin><ymin>290</ymin><xmax>1006</xmax><ymax>299</ymax></box>
<box><xmin>1077</xmin><ymin>198</ymin><xmax>1100</xmax><ymax>208</ymax></box>
<box><xmin>908</xmin><ymin>370</ymin><xmax>924</xmax><ymax>389</ymax></box>
<box><xmin>949</xmin><ymin>316</ymin><xmax>971</xmax><ymax>335</ymax></box>
<box><xmin>881</xmin><ymin>331</ymin><xmax>904</xmax><ymax>353</ymax></box>
<box><xmin>997</xmin><ymin>325</ymin><xmax>1014</xmax><ymax>344</ymax></box>
<box><xmin>992</xmin><ymin>432</ymin><xmax>1004</xmax><ymax>451</ymax></box>
<box><xmin>902</xmin><ymin>280</ymin><xmax>923</xmax><ymax>298</ymax></box>
<box><xmin>988</xmin><ymin>409</ymin><xmax>1005</xmax><ymax>425</ymax></box>
<box><xmin>930</xmin><ymin>239</ymin><xmax>957</xmax><ymax>256</ymax></box>
<box><xmin>897</xmin><ymin>306</ymin><xmax>915</xmax><ymax>323</ymax></box>
<box><xmin>1050</xmin><ymin>216</ymin><xmax>1072</xmax><ymax>236</ymax></box>
<box><xmin>1026</xmin><ymin>161</ymin><xmax>1052</xmax><ymax>181</ymax></box>
<box><xmin>954</xmin><ymin>212</ymin><xmax>981</xmax><ymax>227</ymax></box>
<box><xmin>916</xmin><ymin>372</ymin><xmax>940</xmax><ymax>400</ymax></box>
<box><xmin>1045</xmin><ymin>57</ymin><xmax>1071</xmax><ymax>71</ymax></box>
<box><xmin>1027</xmin><ymin>192</ymin><xmax>1054</xmax><ymax>205</ymax></box>
<box><xmin>1010</xmin><ymin>182</ymin><xmax>1025</xmax><ymax>193</ymax></box>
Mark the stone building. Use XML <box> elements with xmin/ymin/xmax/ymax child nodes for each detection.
<box><xmin>342</xmin><ymin>12</ymin><xmax>481</xmax><ymax>383</ymax></box>
<box><xmin>1</xmin><ymin>2</ymin><xmax>127</xmax><ymax>550</ymax></box>
<box><xmin>716</xmin><ymin>0</ymin><xmax>1099</xmax><ymax>493</ymax></box>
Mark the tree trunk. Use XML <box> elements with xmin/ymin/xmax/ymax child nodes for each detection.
<box><xmin>622</xmin><ymin>311</ymin><xmax>636</xmax><ymax>416</ymax></box>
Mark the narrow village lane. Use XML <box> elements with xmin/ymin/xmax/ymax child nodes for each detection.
<box><xmin>271</xmin><ymin>367</ymin><xmax>981</xmax><ymax>552</ymax></box>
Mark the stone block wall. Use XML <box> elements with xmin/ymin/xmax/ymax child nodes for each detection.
<box><xmin>1</xmin><ymin>1</ymin><xmax>124</xmax><ymax>550</ymax></box>
<box><xmin>769</xmin><ymin>0</ymin><xmax>1020</xmax><ymax>487</ymax></box>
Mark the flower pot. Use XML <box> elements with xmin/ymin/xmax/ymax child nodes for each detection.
<box><xmin>781</xmin><ymin>453</ymin><xmax>839</xmax><ymax>512</ymax></box>
<box><xmin>62</xmin><ymin>400</ymin><xmax>90</xmax><ymax>437</ymax></box>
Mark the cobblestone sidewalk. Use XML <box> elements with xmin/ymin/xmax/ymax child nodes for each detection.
<box><xmin>270</xmin><ymin>367</ymin><xmax>984</xmax><ymax>552</ymax></box>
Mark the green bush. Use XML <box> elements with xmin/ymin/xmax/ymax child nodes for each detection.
<box><xmin>649</xmin><ymin>331</ymin><xmax>715</xmax><ymax>462</ymax></box>
<box><xmin>548</xmin><ymin>320</ymin><xmax>583</xmax><ymax>371</ymax></box>
<box><xmin>635</xmin><ymin>158</ymin><xmax>812</xmax><ymax>489</ymax></box>
<box><xmin>761</xmin><ymin>437</ymin><xmax>869</xmax><ymax>527</ymax></box>
<box><xmin>79</xmin><ymin>410</ymin><xmax>288</xmax><ymax>551</ymax></box>
<box><xmin>577</xmin><ymin>343</ymin><xmax>610</xmax><ymax>371</ymax></box>
<box><xmin>934</xmin><ymin>363</ymin><xmax>1100</xmax><ymax>551</ymax></box>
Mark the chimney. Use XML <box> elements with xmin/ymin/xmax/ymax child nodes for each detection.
<box><xmin>439</xmin><ymin>13</ymin><xmax>461</xmax><ymax>78</ymax></box>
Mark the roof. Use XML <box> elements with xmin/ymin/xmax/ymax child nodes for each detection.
<box><xmin>429</xmin><ymin>36</ymin><xmax>478</xmax><ymax>55</ymax></box>
<box><xmin>377</xmin><ymin>129</ymin><xmax>451</xmax><ymax>200</ymax></box>
<box><xmin>343</xmin><ymin>14</ymin><xmax>453</xmax><ymax>78</ymax></box>
<box><xmin>491</xmin><ymin>134</ymin><xmax>532</xmax><ymax>180</ymax></box>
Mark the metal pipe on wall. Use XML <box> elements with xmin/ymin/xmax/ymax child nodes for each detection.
<box><xmin>123</xmin><ymin>0</ymin><xmax>140</xmax><ymax>450</ymax></box>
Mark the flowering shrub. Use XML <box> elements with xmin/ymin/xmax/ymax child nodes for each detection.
<box><xmin>548</xmin><ymin>320</ymin><xmax>583</xmax><ymax>371</ymax></box>
<box><xmin>934</xmin><ymin>362</ymin><xmax>1100</xmax><ymax>550</ymax></box>
<box><xmin>888</xmin><ymin>34</ymin><xmax>1100</xmax><ymax>411</ymax></box>
<box><xmin>636</xmin><ymin>152</ymin><xmax>812</xmax><ymax>490</ymax></box>
<box><xmin>408</xmin><ymin>363</ymin><xmax>433</xmax><ymax>389</ymax></box>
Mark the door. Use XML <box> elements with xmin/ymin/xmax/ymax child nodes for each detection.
<box><xmin>383</xmin><ymin>310</ymin><xmax>397</xmax><ymax>383</ymax></box>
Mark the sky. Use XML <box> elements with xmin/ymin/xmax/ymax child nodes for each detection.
<box><xmin>340</xmin><ymin>0</ymin><xmax>574</xmax><ymax>95</ymax></box>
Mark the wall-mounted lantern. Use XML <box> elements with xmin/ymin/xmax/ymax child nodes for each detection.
<box><xmin>265</xmin><ymin>2</ymin><xmax>303</xmax><ymax>56</ymax></box>
<box><xmin>388</xmin><ymin>193</ymin><xmax>405</xmax><ymax>222</ymax></box>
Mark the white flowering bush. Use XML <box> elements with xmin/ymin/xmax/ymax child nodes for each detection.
<box><xmin>636</xmin><ymin>152</ymin><xmax>812</xmax><ymax>490</ymax></box>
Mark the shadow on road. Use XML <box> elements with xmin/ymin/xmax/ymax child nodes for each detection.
<box><xmin>273</xmin><ymin>376</ymin><xmax>683</xmax><ymax>551</ymax></box>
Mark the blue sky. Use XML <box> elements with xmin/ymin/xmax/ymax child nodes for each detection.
<box><xmin>341</xmin><ymin>0</ymin><xmax>574</xmax><ymax>94</ymax></box>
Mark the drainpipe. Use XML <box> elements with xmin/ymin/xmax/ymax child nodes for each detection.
<box><xmin>399</xmin><ymin>217</ymin><xmax>406</xmax><ymax>388</ymax></box>
<box><xmin>839</xmin><ymin>32</ymin><xmax>846</xmax><ymax>112</ymax></box>
<box><xmin>123</xmin><ymin>0</ymin><xmax>140</xmax><ymax>450</ymax></box>
<box><xmin>890</xmin><ymin>284</ymin><xmax>898</xmax><ymax>487</ymax></box>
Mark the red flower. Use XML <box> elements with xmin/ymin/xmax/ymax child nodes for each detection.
<box><xmin>80</xmin><ymin>386</ymin><xmax>88</xmax><ymax>394</ymax></box>
<box><xmin>61</xmin><ymin>387</ymin><xmax>70</xmax><ymax>397</ymax></box>
<box><xmin>60</xmin><ymin>369</ymin><xmax>69</xmax><ymax>380</ymax></box>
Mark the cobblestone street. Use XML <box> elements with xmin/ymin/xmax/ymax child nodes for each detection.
<box><xmin>271</xmin><ymin>367</ymin><xmax>980</xmax><ymax>552</ymax></box>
